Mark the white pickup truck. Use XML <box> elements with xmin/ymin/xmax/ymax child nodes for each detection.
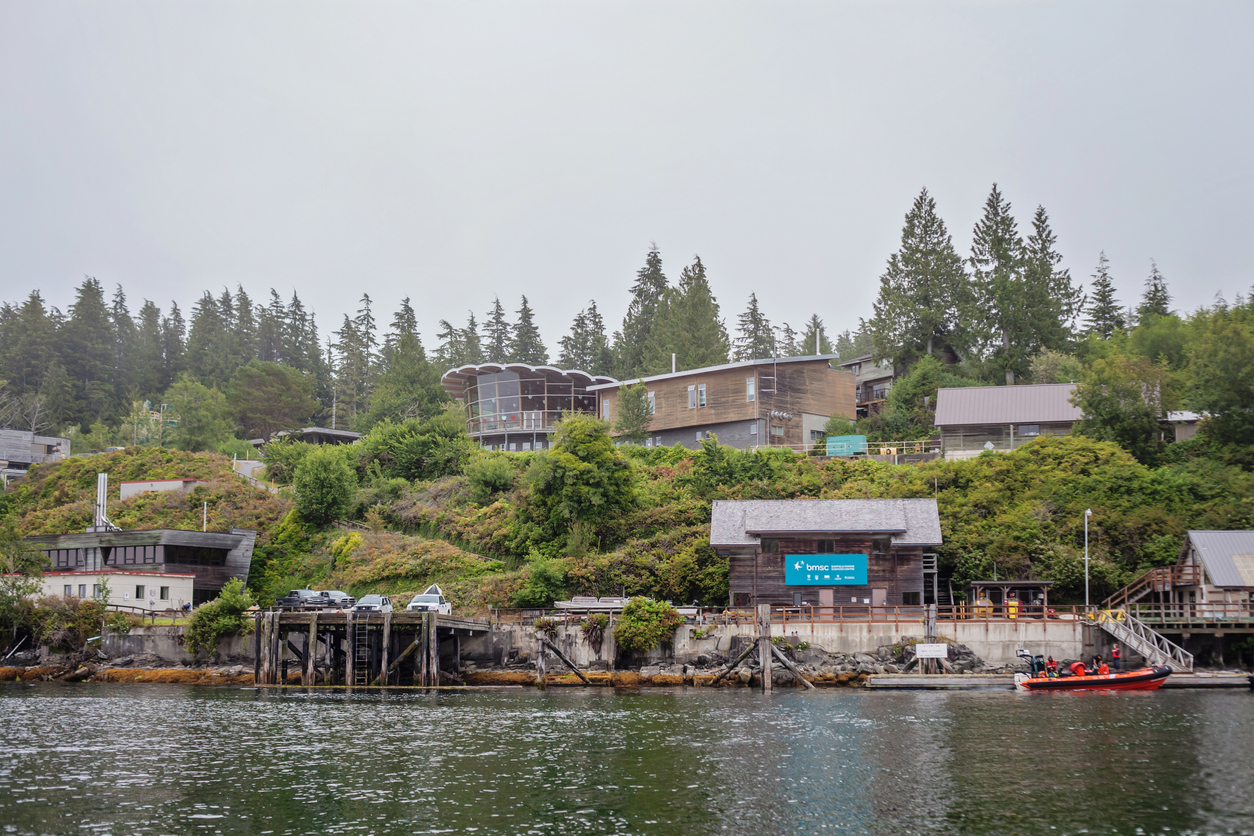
<box><xmin>406</xmin><ymin>584</ymin><xmax>452</xmax><ymax>614</ymax></box>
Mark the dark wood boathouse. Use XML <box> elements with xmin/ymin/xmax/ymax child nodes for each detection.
<box><xmin>711</xmin><ymin>499</ymin><xmax>943</xmax><ymax>610</ymax></box>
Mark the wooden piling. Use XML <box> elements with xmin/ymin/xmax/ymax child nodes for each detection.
<box><xmin>304</xmin><ymin>613</ymin><xmax>318</xmax><ymax>685</ymax></box>
<box><xmin>771</xmin><ymin>643</ymin><xmax>815</xmax><ymax>689</ymax></box>
<box><xmin>536</xmin><ymin>636</ymin><xmax>547</xmax><ymax>689</ymax></box>
<box><xmin>757</xmin><ymin>604</ymin><xmax>773</xmax><ymax>693</ymax></box>
<box><xmin>427</xmin><ymin>613</ymin><xmax>439</xmax><ymax>686</ymax></box>
<box><xmin>379</xmin><ymin>612</ymin><xmax>392</xmax><ymax>686</ymax></box>
<box><xmin>254</xmin><ymin>613</ymin><xmax>263</xmax><ymax>684</ymax></box>
<box><xmin>259</xmin><ymin>613</ymin><xmax>271</xmax><ymax>685</ymax></box>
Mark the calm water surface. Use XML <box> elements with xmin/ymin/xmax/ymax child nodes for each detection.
<box><xmin>1</xmin><ymin>683</ymin><xmax>1253</xmax><ymax>835</ymax></box>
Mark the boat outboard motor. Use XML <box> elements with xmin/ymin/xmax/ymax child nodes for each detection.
<box><xmin>1015</xmin><ymin>648</ymin><xmax>1046</xmax><ymax>676</ymax></box>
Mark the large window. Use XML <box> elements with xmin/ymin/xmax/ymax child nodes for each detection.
<box><xmin>647</xmin><ymin>391</ymin><xmax>655</xmax><ymax>414</ymax></box>
<box><xmin>697</xmin><ymin>383</ymin><xmax>706</xmax><ymax>407</ymax></box>
<box><xmin>1018</xmin><ymin>424</ymin><xmax>1040</xmax><ymax>437</ymax></box>
<box><xmin>746</xmin><ymin>377</ymin><xmax>755</xmax><ymax>402</ymax></box>
<box><xmin>817</xmin><ymin>539</ymin><xmax>835</xmax><ymax>553</ymax></box>
<box><xmin>688</xmin><ymin>384</ymin><xmax>696</xmax><ymax>409</ymax></box>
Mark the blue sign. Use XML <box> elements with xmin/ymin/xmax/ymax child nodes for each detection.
<box><xmin>826</xmin><ymin>434</ymin><xmax>868</xmax><ymax>457</ymax></box>
<box><xmin>786</xmin><ymin>554</ymin><xmax>868</xmax><ymax>586</ymax></box>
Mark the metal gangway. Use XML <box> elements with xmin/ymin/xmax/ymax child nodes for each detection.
<box><xmin>1091</xmin><ymin>608</ymin><xmax>1194</xmax><ymax>672</ymax></box>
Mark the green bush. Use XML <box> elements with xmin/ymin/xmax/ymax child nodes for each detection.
<box><xmin>613</xmin><ymin>597</ymin><xmax>684</xmax><ymax>654</ymax></box>
<box><xmin>356</xmin><ymin>409</ymin><xmax>476</xmax><ymax>482</ymax></box>
<box><xmin>465</xmin><ymin>454</ymin><xmax>518</xmax><ymax>505</ymax></box>
<box><xmin>293</xmin><ymin>446</ymin><xmax>358</xmax><ymax>525</ymax></box>
<box><xmin>185</xmin><ymin>578</ymin><xmax>255</xmax><ymax>656</ymax></box>
<box><xmin>511</xmin><ymin>552</ymin><xmax>569</xmax><ymax>607</ymax></box>
<box><xmin>262</xmin><ymin>436</ymin><xmax>313</xmax><ymax>485</ymax></box>
<box><xmin>27</xmin><ymin>595</ymin><xmax>107</xmax><ymax>651</ymax></box>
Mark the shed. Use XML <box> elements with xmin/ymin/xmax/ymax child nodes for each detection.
<box><xmin>934</xmin><ymin>383</ymin><xmax>1081</xmax><ymax>459</ymax></box>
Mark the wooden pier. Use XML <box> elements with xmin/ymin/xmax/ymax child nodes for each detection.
<box><xmin>253</xmin><ymin>611</ymin><xmax>490</xmax><ymax>687</ymax></box>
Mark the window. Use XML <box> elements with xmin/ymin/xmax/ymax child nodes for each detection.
<box><xmin>64</xmin><ymin>585</ymin><xmax>72</xmax><ymax>597</ymax></box>
<box><xmin>645</xmin><ymin>438</ymin><xmax>653</xmax><ymax>448</ymax></box>
<box><xmin>697</xmin><ymin>383</ymin><xmax>706</xmax><ymax>407</ymax></box>
<box><xmin>817</xmin><ymin>539</ymin><xmax>835</xmax><ymax>553</ymax></box>
<box><xmin>523</xmin><ymin>442</ymin><xmax>532</xmax><ymax>451</ymax></box>
<box><xmin>135</xmin><ymin>585</ymin><xmax>145</xmax><ymax>600</ymax></box>
<box><xmin>746</xmin><ymin>377</ymin><xmax>755</xmax><ymax>402</ymax></box>
<box><xmin>793</xmin><ymin>593</ymin><xmax>803</xmax><ymax>607</ymax></box>
<box><xmin>603</xmin><ymin>400</ymin><xmax>610</xmax><ymax>420</ymax></box>
<box><xmin>688</xmin><ymin>384</ymin><xmax>696</xmax><ymax>409</ymax></box>
<box><xmin>902</xmin><ymin>591</ymin><xmax>921</xmax><ymax>606</ymax></box>
<box><xmin>770</xmin><ymin>424</ymin><xmax>785</xmax><ymax>437</ymax></box>
<box><xmin>749</xmin><ymin>423</ymin><xmax>758</xmax><ymax>435</ymax></box>
<box><xmin>695</xmin><ymin>430</ymin><xmax>703</xmax><ymax>441</ymax></box>
<box><xmin>79</xmin><ymin>584</ymin><xmax>87</xmax><ymax>598</ymax></box>
<box><xmin>1018</xmin><ymin>424</ymin><xmax>1040</xmax><ymax>437</ymax></box>
<box><xmin>760</xmin><ymin>539</ymin><xmax>780</xmax><ymax>554</ymax></box>
<box><xmin>92</xmin><ymin>584</ymin><xmax>103</xmax><ymax>599</ymax></box>
<box><xmin>810</xmin><ymin>430</ymin><xmax>824</xmax><ymax>441</ymax></box>
<box><xmin>733</xmin><ymin>592</ymin><xmax>753</xmax><ymax>607</ymax></box>
<box><xmin>509</xmin><ymin>443</ymin><xmax>517</xmax><ymax>451</ymax></box>
<box><xmin>647</xmin><ymin>391</ymin><xmax>655</xmax><ymax>414</ymax></box>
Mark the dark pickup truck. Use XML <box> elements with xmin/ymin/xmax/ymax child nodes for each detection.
<box><xmin>275</xmin><ymin>589</ymin><xmax>332</xmax><ymax>610</ymax></box>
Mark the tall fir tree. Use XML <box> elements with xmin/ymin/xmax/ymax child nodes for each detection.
<box><xmin>734</xmin><ymin>293</ymin><xmax>774</xmax><ymax>361</ymax></box>
<box><xmin>867</xmin><ymin>188</ymin><xmax>972</xmax><ymax>370</ymax></box>
<box><xmin>483</xmin><ymin>296</ymin><xmax>512</xmax><ymax>364</ymax></box>
<box><xmin>256</xmin><ymin>290</ymin><xmax>287</xmax><ymax>364</ymax></box>
<box><xmin>3</xmin><ymin>292</ymin><xmax>57</xmax><ymax>395</ymax></box>
<box><xmin>776</xmin><ymin>322</ymin><xmax>800</xmax><ymax>357</ymax></box>
<box><xmin>109</xmin><ymin>285</ymin><xmax>136</xmax><ymax>414</ymax></box>
<box><xmin>616</xmin><ymin>244</ymin><xmax>669</xmax><ymax>377</ymax></box>
<box><xmin>1084</xmin><ymin>252</ymin><xmax>1125</xmax><ymax>339</ymax></box>
<box><xmin>835</xmin><ymin>328</ymin><xmax>875</xmax><ymax>359</ymax></box>
<box><xmin>1137</xmin><ymin>260</ymin><xmax>1172</xmax><ymax>322</ymax></box>
<box><xmin>798</xmin><ymin>314</ymin><xmax>834</xmax><ymax>357</ymax></box>
<box><xmin>133</xmin><ymin>300</ymin><xmax>164</xmax><ymax>402</ymax></box>
<box><xmin>434</xmin><ymin>319</ymin><xmax>465</xmax><ymax>369</ymax></box>
<box><xmin>558</xmin><ymin>301</ymin><xmax>612</xmax><ymax>373</ymax></box>
<box><xmin>234</xmin><ymin>286</ymin><xmax>257</xmax><ymax>364</ymax></box>
<box><xmin>462</xmin><ymin>312</ymin><xmax>484</xmax><ymax>365</ymax></box>
<box><xmin>969</xmin><ymin>184</ymin><xmax>1029</xmax><ymax>384</ymax></box>
<box><xmin>1022</xmin><ymin>205</ymin><xmax>1083</xmax><ymax>351</ymax></box>
<box><xmin>160</xmin><ymin>302</ymin><xmax>186</xmax><ymax>392</ymax></box>
<box><xmin>643</xmin><ymin>255</ymin><xmax>729</xmax><ymax>374</ymax></box>
<box><xmin>381</xmin><ymin>297</ymin><xmax>420</xmax><ymax>370</ymax></box>
<box><xmin>509</xmin><ymin>296</ymin><xmax>547</xmax><ymax>364</ymax></box>
<box><xmin>63</xmin><ymin>277</ymin><xmax>115</xmax><ymax>426</ymax></box>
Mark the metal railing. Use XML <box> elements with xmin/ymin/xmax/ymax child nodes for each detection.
<box><xmin>1089</xmin><ymin>608</ymin><xmax>1194</xmax><ymax>671</ymax></box>
<box><xmin>1124</xmin><ymin>601</ymin><xmax>1254</xmax><ymax>625</ymax></box>
<box><xmin>1104</xmin><ymin>564</ymin><xmax>1202</xmax><ymax>609</ymax></box>
<box><xmin>105</xmin><ymin>604</ymin><xmax>190</xmax><ymax>626</ymax></box>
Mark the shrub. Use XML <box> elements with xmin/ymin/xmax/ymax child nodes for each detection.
<box><xmin>293</xmin><ymin>446</ymin><xmax>358</xmax><ymax>525</ymax></box>
<box><xmin>613</xmin><ymin>597</ymin><xmax>684</xmax><ymax>654</ymax></box>
<box><xmin>580</xmin><ymin>613</ymin><xmax>609</xmax><ymax>653</ymax></box>
<box><xmin>27</xmin><ymin>595</ymin><xmax>107</xmax><ymax>651</ymax></box>
<box><xmin>465</xmin><ymin>454</ymin><xmax>518</xmax><ymax>505</ymax></box>
<box><xmin>184</xmin><ymin>578</ymin><xmax>255</xmax><ymax>656</ymax></box>
<box><xmin>533</xmin><ymin>617</ymin><xmax>559</xmax><ymax>639</ymax></box>
<box><xmin>356</xmin><ymin>409</ymin><xmax>476</xmax><ymax>482</ymax></box>
<box><xmin>261</xmin><ymin>436</ymin><xmax>313</xmax><ymax>485</ymax></box>
<box><xmin>511</xmin><ymin>552</ymin><xmax>569</xmax><ymax>608</ymax></box>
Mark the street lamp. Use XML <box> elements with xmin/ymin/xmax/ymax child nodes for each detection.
<box><xmin>1084</xmin><ymin>508</ymin><xmax>1093</xmax><ymax>608</ymax></box>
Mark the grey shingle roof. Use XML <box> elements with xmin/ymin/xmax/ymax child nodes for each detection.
<box><xmin>933</xmin><ymin>383</ymin><xmax>1081</xmax><ymax>427</ymax></box>
<box><xmin>1187</xmin><ymin>531</ymin><xmax>1254</xmax><ymax>588</ymax></box>
<box><xmin>710</xmin><ymin>499</ymin><xmax>942</xmax><ymax>547</ymax></box>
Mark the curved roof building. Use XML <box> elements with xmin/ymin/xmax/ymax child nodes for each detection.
<box><xmin>441</xmin><ymin>363</ymin><xmax>617</xmax><ymax>450</ymax></box>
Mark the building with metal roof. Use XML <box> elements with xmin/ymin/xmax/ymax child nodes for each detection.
<box><xmin>440</xmin><ymin>363</ymin><xmax>616</xmax><ymax>451</ymax></box>
<box><xmin>933</xmin><ymin>383</ymin><xmax>1082</xmax><ymax>459</ymax></box>
<box><xmin>710</xmin><ymin>499</ymin><xmax>942</xmax><ymax>609</ymax></box>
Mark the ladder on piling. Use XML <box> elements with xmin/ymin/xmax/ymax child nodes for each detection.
<box><xmin>1092</xmin><ymin>609</ymin><xmax>1193</xmax><ymax>672</ymax></box>
<box><xmin>353</xmin><ymin>614</ymin><xmax>372</xmax><ymax>686</ymax></box>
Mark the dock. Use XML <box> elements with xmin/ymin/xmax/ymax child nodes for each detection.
<box><xmin>253</xmin><ymin>611</ymin><xmax>490</xmax><ymax>687</ymax></box>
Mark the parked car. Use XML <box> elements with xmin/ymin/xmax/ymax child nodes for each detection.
<box><xmin>275</xmin><ymin>589</ymin><xmax>331</xmax><ymax>610</ymax></box>
<box><xmin>406</xmin><ymin>584</ymin><xmax>452</xmax><ymax>614</ymax></box>
<box><xmin>351</xmin><ymin>594</ymin><xmax>393</xmax><ymax>613</ymax></box>
<box><xmin>323</xmin><ymin>590</ymin><xmax>356</xmax><ymax>609</ymax></box>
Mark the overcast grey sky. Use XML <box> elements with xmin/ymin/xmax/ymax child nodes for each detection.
<box><xmin>2</xmin><ymin>1</ymin><xmax>1251</xmax><ymax>355</ymax></box>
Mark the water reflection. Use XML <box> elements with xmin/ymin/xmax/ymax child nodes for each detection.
<box><xmin>1</xmin><ymin>684</ymin><xmax>1252</xmax><ymax>835</ymax></box>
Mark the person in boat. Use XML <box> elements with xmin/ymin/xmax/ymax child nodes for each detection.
<box><xmin>1111</xmin><ymin>644</ymin><xmax>1121</xmax><ymax>670</ymax></box>
<box><xmin>1097</xmin><ymin>659</ymin><xmax>1110</xmax><ymax>675</ymax></box>
<box><xmin>1046</xmin><ymin>656</ymin><xmax>1058</xmax><ymax>676</ymax></box>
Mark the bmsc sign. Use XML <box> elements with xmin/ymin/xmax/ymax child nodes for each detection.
<box><xmin>785</xmin><ymin>554</ymin><xmax>868</xmax><ymax>586</ymax></box>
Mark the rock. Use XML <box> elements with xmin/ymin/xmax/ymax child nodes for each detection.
<box><xmin>857</xmin><ymin>662</ymin><xmax>875</xmax><ymax>675</ymax></box>
<box><xmin>884</xmin><ymin>663</ymin><xmax>899</xmax><ymax>674</ymax></box>
<box><xmin>737</xmin><ymin>669</ymin><xmax>752</xmax><ymax>685</ymax></box>
<box><xmin>111</xmin><ymin>655</ymin><xmax>134</xmax><ymax>667</ymax></box>
<box><xmin>873</xmin><ymin>665</ymin><xmax>887</xmax><ymax>675</ymax></box>
<box><xmin>639</xmin><ymin>665</ymin><xmax>661</xmax><ymax>678</ymax></box>
<box><xmin>853</xmin><ymin>653</ymin><xmax>876</xmax><ymax>665</ymax></box>
<box><xmin>696</xmin><ymin>654</ymin><xmax>710</xmax><ymax>666</ymax></box>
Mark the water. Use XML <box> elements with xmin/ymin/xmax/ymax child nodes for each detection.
<box><xmin>2</xmin><ymin>684</ymin><xmax>1253</xmax><ymax>836</ymax></box>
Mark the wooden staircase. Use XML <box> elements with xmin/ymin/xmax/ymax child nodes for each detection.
<box><xmin>1103</xmin><ymin>564</ymin><xmax>1200</xmax><ymax>609</ymax></box>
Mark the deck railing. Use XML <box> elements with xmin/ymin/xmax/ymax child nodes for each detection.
<box><xmin>489</xmin><ymin>604</ymin><xmax>1093</xmax><ymax>627</ymax></box>
<box><xmin>105</xmin><ymin>604</ymin><xmax>189</xmax><ymax>626</ymax></box>
<box><xmin>1123</xmin><ymin>601</ymin><xmax>1254</xmax><ymax>625</ymax></box>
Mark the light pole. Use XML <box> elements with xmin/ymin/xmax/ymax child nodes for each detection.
<box><xmin>1084</xmin><ymin>508</ymin><xmax>1092</xmax><ymax>608</ymax></box>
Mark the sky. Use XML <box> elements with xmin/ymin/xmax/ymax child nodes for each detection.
<box><xmin>1</xmin><ymin>1</ymin><xmax>1251</xmax><ymax>357</ymax></box>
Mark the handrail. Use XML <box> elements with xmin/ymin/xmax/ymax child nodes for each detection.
<box><xmin>104</xmin><ymin>603</ymin><xmax>189</xmax><ymax>626</ymax></box>
<box><xmin>1089</xmin><ymin>608</ymin><xmax>1194</xmax><ymax>672</ymax></box>
<box><xmin>487</xmin><ymin>603</ymin><xmax>1092</xmax><ymax>626</ymax></box>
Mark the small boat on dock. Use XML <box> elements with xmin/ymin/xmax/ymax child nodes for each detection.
<box><xmin>1014</xmin><ymin>665</ymin><xmax>1172</xmax><ymax>692</ymax></box>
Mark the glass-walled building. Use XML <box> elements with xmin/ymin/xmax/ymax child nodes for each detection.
<box><xmin>441</xmin><ymin>363</ymin><xmax>616</xmax><ymax>450</ymax></box>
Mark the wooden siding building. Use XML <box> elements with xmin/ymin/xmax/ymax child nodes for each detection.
<box><xmin>26</xmin><ymin>528</ymin><xmax>256</xmax><ymax>606</ymax></box>
<box><xmin>934</xmin><ymin>383</ymin><xmax>1082</xmax><ymax>460</ymax></box>
<box><xmin>710</xmin><ymin>499</ymin><xmax>942</xmax><ymax>609</ymax></box>
<box><xmin>591</xmin><ymin>356</ymin><xmax>854</xmax><ymax>450</ymax></box>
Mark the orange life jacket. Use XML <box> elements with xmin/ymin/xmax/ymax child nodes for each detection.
<box><xmin>1098</xmin><ymin>663</ymin><xmax>1109</xmax><ymax>675</ymax></box>
<box><xmin>1111</xmin><ymin>647</ymin><xmax>1121</xmax><ymax>659</ymax></box>
<box><xmin>1069</xmin><ymin>662</ymin><xmax>1087</xmax><ymax>676</ymax></box>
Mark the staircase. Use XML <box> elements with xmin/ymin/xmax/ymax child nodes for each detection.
<box><xmin>1092</xmin><ymin>609</ymin><xmax>1193</xmax><ymax>672</ymax></box>
<box><xmin>1104</xmin><ymin>564</ymin><xmax>1200</xmax><ymax>609</ymax></box>
<box><xmin>922</xmin><ymin>555</ymin><xmax>953</xmax><ymax>607</ymax></box>
<box><xmin>353</xmin><ymin>614</ymin><xmax>372</xmax><ymax>686</ymax></box>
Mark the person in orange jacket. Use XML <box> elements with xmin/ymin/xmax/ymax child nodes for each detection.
<box><xmin>1069</xmin><ymin>660</ymin><xmax>1088</xmax><ymax>677</ymax></box>
<box><xmin>1111</xmin><ymin>644</ymin><xmax>1122</xmax><ymax>671</ymax></box>
<box><xmin>1046</xmin><ymin>656</ymin><xmax>1058</xmax><ymax>676</ymax></box>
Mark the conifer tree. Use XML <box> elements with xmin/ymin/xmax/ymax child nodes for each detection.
<box><xmin>234</xmin><ymin>286</ymin><xmax>257</xmax><ymax>364</ymax></box>
<box><xmin>2</xmin><ymin>292</ymin><xmax>57</xmax><ymax>395</ymax></box>
<box><xmin>867</xmin><ymin>188</ymin><xmax>971</xmax><ymax>371</ymax></box>
<box><xmin>643</xmin><ymin>256</ymin><xmax>729</xmax><ymax>374</ymax></box>
<box><xmin>434</xmin><ymin>319</ymin><xmax>466</xmax><ymax>369</ymax></box>
<box><xmin>509</xmin><ymin>296</ymin><xmax>547</xmax><ymax>364</ymax></box>
<box><xmin>559</xmin><ymin>301</ymin><xmax>612</xmax><ymax>373</ymax></box>
<box><xmin>160</xmin><ymin>302</ymin><xmax>186</xmax><ymax>391</ymax></box>
<box><xmin>483</xmin><ymin>296</ymin><xmax>512</xmax><ymax>364</ymax></box>
<box><xmin>1022</xmin><ymin>206</ymin><xmax>1083</xmax><ymax>350</ymax></box>
<box><xmin>462</xmin><ymin>312</ymin><xmax>484</xmax><ymax>365</ymax></box>
<box><xmin>614</xmin><ymin>382</ymin><xmax>653</xmax><ymax>443</ymax></box>
<box><xmin>798</xmin><ymin>314</ymin><xmax>834</xmax><ymax>357</ymax></box>
<box><xmin>616</xmin><ymin>244</ymin><xmax>668</xmax><ymax>377</ymax></box>
<box><xmin>133</xmin><ymin>300</ymin><xmax>164</xmax><ymax>402</ymax></box>
<box><xmin>257</xmin><ymin>290</ymin><xmax>286</xmax><ymax>364</ymax></box>
<box><xmin>835</xmin><ymin>328</ymin><xmax>874</xmax><ymax>360</ymax></box>
<box><xmin>1137</xmin><ymin>260</ymin><xmax>1172</xmax><ymax>322</ymax></box>
<box><xmin>109</xmin><ymin>285</ymin><xmax>136</xmax><ymax>413</ymax></box>
<box><xmin>1084</xmin><ymin>252</ymin><xmax>1125</xmax><ymax>339</ymax></box>
<box><xmin>734</xmin><ymin>294</ymin><xmax>774</xmax><ymax>361</ymax></box>
<box><xmin>381</xmin><ymin>297</ymin><xmax>420</xmax><ymax>370</ymax></box>
<box><xmin>63</xmin><ymin>276</ymin><xmax>115</xmax><ymax>426</ymax></box>
<box><xmin>777</xmin><ymin>322</ymin><xmax>799</xmax><ymax>357</ymax></box>
<box><xmin>970</xmin><ymin>184</ymin><xmax>1028</xmax><ymax>384</ymax></box>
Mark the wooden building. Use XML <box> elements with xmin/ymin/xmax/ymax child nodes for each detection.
<box><xmin>710</xmin><ymin>499</ymin><xmax>942</xmax><ymax>609</ymax></box>
<box><xmin>836</xmin><ymin>354</ymin><xmax>895</xmax><ymax>419</ymax></box>
<box><xmin>933</xmin><ymin>383</ymin><xmax>1081</xmax><ymax>460</ymax></box>
<box><xmin>1171</xmin><ymin>531</ymin><xmax>1254</xmax><ymax>613</ymax></box>
<box><xmin>26</xmin><ymin>528</ymin><xmax>256</xmax><ymax>606</ymax></box>
<box><xmin>591</xmin><ymin>355</ymin><xmax>854</xmax><ymax>450</ymax></box>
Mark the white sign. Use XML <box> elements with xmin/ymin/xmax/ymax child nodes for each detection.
<box><xmin>915</xmin><ymin>643</ymin><xmax>948</xmax><ymax>659</ymax></box>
